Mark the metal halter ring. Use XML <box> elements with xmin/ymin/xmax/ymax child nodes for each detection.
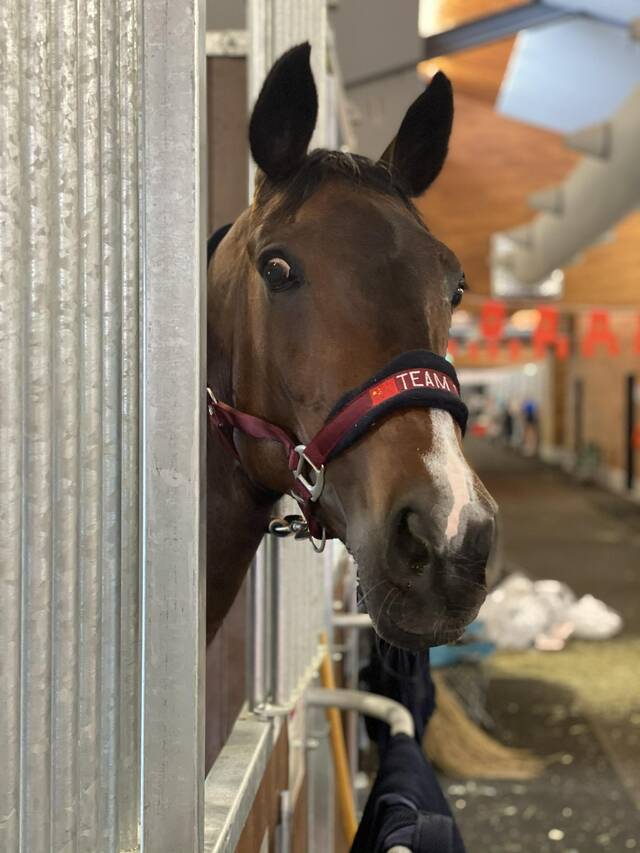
<box><xmin>309</xmin><ymin>525</ymin><xmax>327</xmax><ymax>554</ymax></box>
<box><xmin>291</xmin><ymin>444</ymin><xmax>325</xmax><ymax>502</ymax></box>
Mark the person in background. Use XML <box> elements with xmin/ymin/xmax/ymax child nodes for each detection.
<box><xmin>522</xmin><ymin>398</ymin><xmax>539</xmax><ymax>456</ymax></box>
<box><xmin>501</xmin><ymin>403</ymin><xmax>514</xmax><ymax>446</ymax></box>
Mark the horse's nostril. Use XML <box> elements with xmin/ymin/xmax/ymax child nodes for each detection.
<box><xmin>393</xmin><ymin>507</ymin><xmax>435</xmax><ymax>576</ymax></box>
<box><xmin>406</xmin><ymin>510</ymin><xmax>430</xmax><ymax>545</ymax></box>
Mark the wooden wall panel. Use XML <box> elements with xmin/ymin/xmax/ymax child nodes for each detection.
<box><xmin>565</xmin><ymin>312</ymin><xmax>640</xmax><ymax>475</ymax></box>
<box><xmin>235</xmin><ymin>726</ymin><xmax>289</xmax><ymax>853</ymax></box>
<box><xmin>232</xmin><ymin>727</ymin><xmax>310</xmax><ymax>853</ymax></box>
<box><xmin>293</xmin><ymin>777</ymin><xmax>309</xmax><ymax>853</ymax></box>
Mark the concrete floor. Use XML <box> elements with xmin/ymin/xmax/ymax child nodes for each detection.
<box><xmin>445</xmin><ymin>438</ymin><xmax>640</xmax><ymax>853</ymax></box>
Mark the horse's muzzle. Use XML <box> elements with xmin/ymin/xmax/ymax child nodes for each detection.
<box><xmin>355</xmin><ymin>488</ymin><xmax>496</xmax><ymax>651</ymax></box>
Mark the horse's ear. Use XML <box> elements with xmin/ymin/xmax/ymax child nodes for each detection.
<box><xmin>249</xmin><ymin>42</ymin><xmax>318</xmax><ymax>182</ymax></box>
<box><xmin>379</xmin><ymin>71</ymin><xmax>453</xmax><ymax>197</ymax></box>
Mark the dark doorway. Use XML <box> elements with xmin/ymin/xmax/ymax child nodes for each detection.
<box><xmin>625</xmin><ymin>374</ymin><xmax>636</xmax><ymax>491</ymax></box>
<box><xmin>574</xmin><ymin>378</ymin><xmax>584</xmax><ymax>456</ymax></box>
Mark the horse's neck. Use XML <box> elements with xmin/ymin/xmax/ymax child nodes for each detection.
<box><xmin>206</xmin><ymin>257</ymin><xmax>275</xmax><ymax>640</ymax></box>
<box><xmin>206</xmin><ymin>431</ymin><xmax>274</xmax><ymax>642</ymax></box>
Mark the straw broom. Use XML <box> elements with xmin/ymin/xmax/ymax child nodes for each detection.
<box><xmin>422</xmin><ymin>519</ymin><xmax>544</xmax><ymax>780</ymax></box>
<box><xmin>424</xmin><ymin>671</ymin><xmax>545</xmax><ymax>780</ymax></box>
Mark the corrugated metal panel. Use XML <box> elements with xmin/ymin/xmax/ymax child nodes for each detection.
<box><xmin>0</xmin><ymin>4</ymin><xmax>22</xmax><ymax>848</ymax></box>
<box><xmin>0</xmin><ymin>0</ymin><xmax>142</xmax><ymax>848</ymax></box>
<box><xmin>244</xmin><ymin>1</ymin><xmax>331</xmax><ymax>713</ymax></box>
<box><xmin>0</xmin><ymin>0</ymin><xmax>205</xmax><ymax>849</ymax></box>
<box><xmin>248</xmin><ymin>0</ymin><xmax>328</xmax><ymax>152</ymax></box>
<box><xmin>273</xmin><ymin>506</ymin><xmax>329</xmax><ymax>705</ymax></box>
<box><xmin>269</xmin><ymin>0</ymin><xmax>331</xmax><ymax>710</ymax></box>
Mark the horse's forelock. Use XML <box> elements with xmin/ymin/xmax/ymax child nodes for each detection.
<box><xmin>252</xmin><ymin>149</ymin><xmax>422</xmax><ymax>224</ymax></box>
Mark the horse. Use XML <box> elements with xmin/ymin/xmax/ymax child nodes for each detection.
<box><xmin>206</xmin><ymin>43</ymin><xmax>497</xmax><ymax>652</ymax></box>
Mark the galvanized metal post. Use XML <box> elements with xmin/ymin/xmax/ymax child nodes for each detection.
<box><xmin>139</xmin><ymin>0</ymin><xmax>206</xmax><ymax>850</ymax></box>
<box><xmin>0</xmin><ymin>0</ymin><xmax>205</xmax><ymax>849</ymax></box>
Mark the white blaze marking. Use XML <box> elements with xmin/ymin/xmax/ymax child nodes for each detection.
<box><xmin>421</xmin><ymin>410</ymin><xmax>475</xmax><ymax>541</ymax></box>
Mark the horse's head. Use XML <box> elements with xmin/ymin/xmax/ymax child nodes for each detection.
<box><xmin>209</xmin><ymin>44</ymin><xmax>497</xmax><ymax>650</ymax></box>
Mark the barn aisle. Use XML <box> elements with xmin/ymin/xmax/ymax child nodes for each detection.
<box><xmin>443</xmin><ymin>437</ymin><xmax>640</xmax><ymax>853</ymax></box>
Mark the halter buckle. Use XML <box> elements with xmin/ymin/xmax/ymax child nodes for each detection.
<box><xmin>291</xmin><ymin>444</ymin><xmax>325</xmax><ymax>502</ymax></box>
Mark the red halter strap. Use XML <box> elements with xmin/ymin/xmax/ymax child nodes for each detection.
<box><xmin>207</xmin><ymin>355</ymin><xmax>467</xmax><ymax>544</ymax></box>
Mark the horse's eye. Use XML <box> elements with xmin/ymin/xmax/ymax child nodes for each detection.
<box><xmin>451</xmin><ymin>276</ymin><xmax>467</xmax><ymax>307</ymax></box>
<box><xmin>263</xmin><ymin>257</ymin><xmax>292</xmax><ymax>289</ymax></box>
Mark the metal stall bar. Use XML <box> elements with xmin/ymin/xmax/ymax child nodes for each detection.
<box><xmin>117</xmin><ymin>0</ymin><xmax>143</xmax><ymax>843</ymax></box>
<box><xmin>245</xmin><ymin>0</ymin><xmax>330</xmax><ymax>713</ymax></box>
<box><xmin>139</xmin><ymin>0</ymin><xmax>207</xmax><ymax>851</ymax></box>
<box><xmin>0</xmin><ymin>3</ymin><xmax>22</xmax><ymax>848</ymax></box>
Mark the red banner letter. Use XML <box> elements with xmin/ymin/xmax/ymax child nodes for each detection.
<box><xmin>507</xmin><ymin>338</ymin><xmax>523</xmax><ymax>362</ymax></box>
<box><xmin>480</xmin><ymin>301</ymin><xmax>506</xmax><ymax>358</ymax></box>
<box><xmin>466</xmin><ymin>340</ymin><xmax>480</xmax><ymax>361</ymax></box>
<box><xmin>533</xmin><ymin>307</ymin><xmax>568</xmax><ymax>359</ymax></box>
<box><xmin>581</xmin><ymin>310</ymin><xmax>619</xmax><ymax>357</ymax></box>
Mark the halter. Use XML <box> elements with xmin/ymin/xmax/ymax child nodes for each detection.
<box><xmin>207</xmin><ymin>224</ymin><xmax>468</xmax><ymax>551</ymax></box>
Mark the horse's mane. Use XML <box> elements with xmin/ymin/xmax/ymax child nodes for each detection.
<box><xmin>255</xmin><ymin>148</ymin><xmax>424</xmax><ymax>224</ymax></box>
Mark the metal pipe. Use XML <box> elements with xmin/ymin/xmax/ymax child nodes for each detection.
<box><xmin>277</xmin><ymin>789</ymin><xmax>292</xmax><ymax>853</ymax></box>
<box><xmin>332</xmin><ymin>612</ymin><xmax>373</xmax><ymax>630</ymax></box>
<box><xmin>318</xmin><ymin>644</ymin><xmax>358</xmax><ymax>845</ymax></box>
<box><xmin>249</xmin><ymin>547</ymin><xmax>267</xmax><ymax>710</ymax></box>
<box><xmin>306</xmin><ymin>687</ymin><xmax>415</xmax><ymax>739</ymax></box>
<box><xmin>492</xmin><ymin>87</ymin><xmax>640</xmax><ymax>292</ymax></box>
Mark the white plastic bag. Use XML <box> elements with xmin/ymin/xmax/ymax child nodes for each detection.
<box><xmin>567</xmin><ymin>594</ymin><xmax>623</xmax><ymax>640</ymax></box>
<box><xmin>477</xmin><ymin>573</ymin><xmax>623</xmax><ymax>651</ymax></box>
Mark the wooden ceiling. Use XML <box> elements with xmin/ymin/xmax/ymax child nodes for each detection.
<box><xmin>417</xmin><ymin>93</ymin><xmax>579</xmax><ymax>299</ymax></box>
<box><xmin>415</xmin><ymin>1</ymin><xmax>640</xmax><ymax>310</ymax></box>
<box><xmin>418</xmin><ymin>39</ymin><xmax>514</xmax><ymax>103</ymax></box>
<box><xmin>418</xmin><ymin>0</ymin><xmax>518</xmax><ymax>103</ymax></box>
<box><xmin>424</xmin><ymin>0</ymin><xmax>529</xmax><ymax>32</ymax></box>
<box><xmin>562</xmin><ymin>213</ymin><xmax>640</xmax><ymax>308</ymax></box>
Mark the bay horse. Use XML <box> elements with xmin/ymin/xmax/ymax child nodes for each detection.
<box><xmin>207</xmin><ymin>43</ymin><xmax>497</xmax><ymax>652</ymax></box>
